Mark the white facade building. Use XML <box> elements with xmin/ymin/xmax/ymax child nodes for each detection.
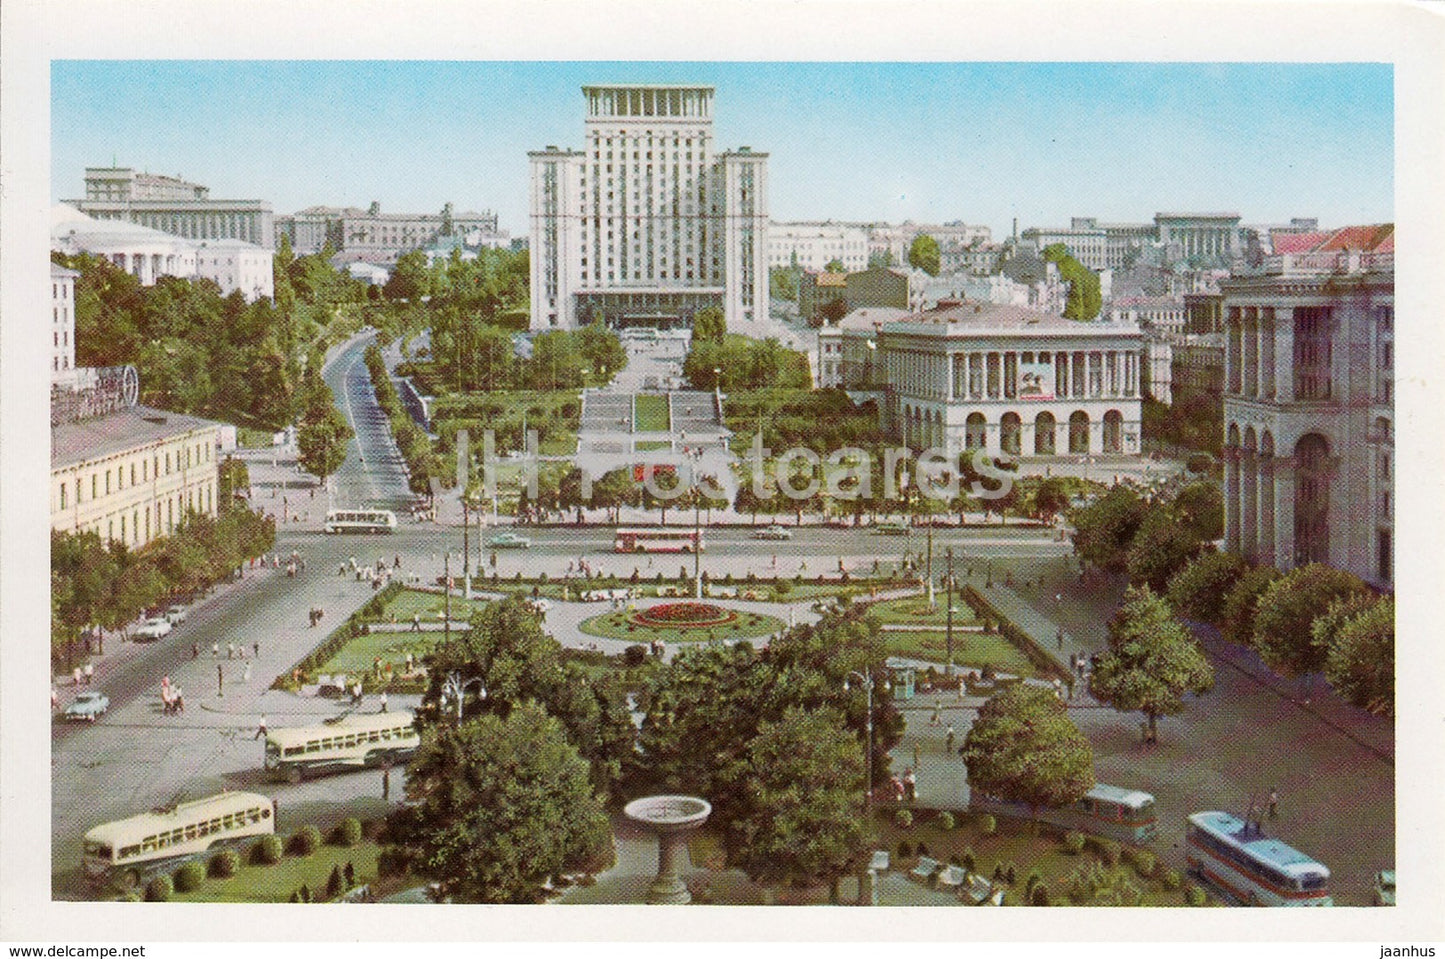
<box><xmin>530</xmin><ymin>84</ymin><xmax>769</xmax><ymax>331</ymax></box>
<box><xmin>874</xmin><ymin>303</ymin><xmax>1145</xmax><ymax>459</ymax></box>
<box><xmin>67</xmin><ymin>167</ymin><xmax>273</xmax><ymax>248</ymax></box>
<box><xmin>816</xmin><ymin>306</ymin><xmax>910</xmax><ymax>389</ymax></box>
<box><xmin>195</xmin><ymin>239</ymin><xmax>275</xmax><ymax>301</ymax></box>
<box><xmin>867</xmin><ymin>222</ymin><xmax>992</xmax><ymax>270</ymax></box>
<box><xmin>1221</xmin><ymin>224</ymin><xmax>1393</xmax><ymax>589</ymax></box>
<box><xmin>769</xmin><ymin>222</ymin><xmax>869</xmax><ymax>272</ymax></box>
<box><xmin>1021</xmin><ymin>223</ymin><xmax>1109</xmax><ymax>272</ymax></box>
<box><xmin>52</xmin><ymin>263</ymin><xmax>79</xmax><ymax>381</ymax></box>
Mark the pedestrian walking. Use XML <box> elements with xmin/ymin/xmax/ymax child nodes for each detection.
<box><xmin>227</xmin><ymin>642</ymin><xmax>235</xmax><ymax>660</ymax></box>
<box><xmin>73</xmin><ymin>666</ymin><xmax>83</xmax><ymax>687</ymax></box>
<box><xmin>1268</xmin><ymin>788</ymin><xmax>1279</xmax><ymax>819</ymax></box>
<box><xmin>1056</xmin><ymin>627</ymin><xmax>1064</xmax><ymax>650</ymax></box>
<box><xmin>217</xmin><ymin>664</ymin><xmax>224</xmax><ymax>697</ymax></box>
<box><xmin>945</xmin><ymin>725</ymin><xmax>956</xmax><ymax>754</ymax></box>
<box><xmin>192</xmin><ymin>642</ymin><xmax>200</xmax><ymax>660</ymax></box>
<box><xmin>379</xmin><ymin>691</ymin><xmax>388</xmax><ymax>713</ymax></box>
<box><xmin>411</xmin><ymin>614</ymin><xmax>421</xmax><ymax>633</ymax></box>
<box><xmin>83</xmin><ymin>663</ymin><xmax>94</xmax><ymax>685</ymax></box>
<box><xmin>174</xmin><ymin>687</ymin><xmax>185</xmax><ymax>713</ymax></box>
<box><xmin>930</xmin><ymin>703</ymin><xmax>941</xmax><ymax>726</ymax></box>
<box><xmin>253</xmin><ymin>641</ymin><xmax>260</xmax><ymax>659</ymax></box>
<box><xmin>254</xmin><ymin>715</ymin><xmax>267</xmax><ymax>740</ymax></box>
<box><xmin>243</xmin><ymin>661</ymin><xmax>252</xmax><ymax>683</ymax></box>
<box><xmin>903</xmin><ymin>768</ymin><xmax>917</xmax><ymax>803</ymax></box>
<box><xmin>912</xmin><ymin>743</ymin><xmax>921</xmax><ymax>768</ymax></box>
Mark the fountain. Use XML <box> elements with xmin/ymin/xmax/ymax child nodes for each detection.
<box><xmin>623</xmin><ymin>794</ymin><xmax>713</xmax><ymax>904</ymax></box>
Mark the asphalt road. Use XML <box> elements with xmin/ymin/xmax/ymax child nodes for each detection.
<box><xmin>324</xmin><ymin>332</ymin><xmax>414</xmax><ymax>513</ymax></box>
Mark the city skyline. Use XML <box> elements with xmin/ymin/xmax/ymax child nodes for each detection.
<box><xmin>51</xmin><ymin>61</ymin><xmax>1393</xmax><ymax>241</ymax></box>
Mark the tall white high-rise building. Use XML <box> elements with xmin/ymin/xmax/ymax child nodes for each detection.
<box><xmin>529</xmin><ymin>84</ymin><xmax>769</xmax><ymax>331</ymax></box>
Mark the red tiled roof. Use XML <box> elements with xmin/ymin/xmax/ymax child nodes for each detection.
<box><xmin>1270</xmin><ymin>231</ymin><xmax>1327</xmax><ymax>254</ymax></box>
<box><xmin>1317</xmin><ymin>224</ymin><xmax>1393</xmax><ymax>252</ymax></box>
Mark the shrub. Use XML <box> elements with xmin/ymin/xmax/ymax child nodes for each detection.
<box><xmin>288</xmin><ymin>825</ymin><xmax>323</xmax><ymax>857</ymax></box>
<box><xmin>1030</xmin><ymin>883</ymin><xmax>1051</xmax><ymax>906</ymax></box>
<box><xmin>376</xmin><ymin>847</ymin><xmax>410</xmax><ymax>878</ymax></box>
<box><xmin>1096</xmin><ymin>839</ymin><xmax>1122</xmax><ymax>866</ymax></box>
<box><xmin>1024</xmin><ymin>870</ymin><xmax>1043</xmax><ymax>896</ymax></box>
<box><xmin>250</xmin><ymin>835</ymin><xmax>282</xmax><ymax>865</ymax></box>
<box><xmin>208</xmin><ymin>849</ymin><xmax>240</xmax><ymax>878</ymax></box>
<box><xmin>288</xmin><ymin>891</ymin><xmax>299</xmax><ymax>903</ymax></box>
<box><xmin>894</xmin><ymin>809</ymin><xmax>913</xmax><ymax>829</ymax></box>
<box><xmin>326</xmin><ymin>865</ymin><xmax>344</xmax><ymax>900</ymax></box>
<box><xmin>333</xmin><ymin>817</ymin><xmax>363</xmax><ymax>847</ymax></box>
<box><xmin>622</xmin><ymin>645</ymin><xmax>648</xmax><ymax>668</ymax></box>
<box><xmin>145</xmin><ymin>874</ymin><xmax>173</xmax><ymax>902</ymax></box>
<box><xmin>1004</xmin><ymin>861</ymin><xmax>1018</xmax><ymax>884</ymax></box>
<box><xmin>992</xmin><ymin>862</ymin><xmax>1005</xmax><ymax>882</ymax></box>
<box><xmin>1185</xmin><ymin>884</ymin><xmax>1207</xmax><ymax>906</ymax></box>
<box><xmin>897</xmin><ymin>840</ymin><xmax>913</xmax><ymax>859</ymax></box>
<box><xmin>1131</xmin><ymin>850</ymin><xmax>1157</xmax><ymax>879</ymax></box>
<box><xmin>1186</xmin><ymin>453</ymin><xmax>1213</xmax><ymax>474</ymax></box>
<box><xmin>1167</xmin><ymin>551</ymin><xmax>1249</xmax><ymax>626</ymax></box>
<box><xmin>172</xmin><ymin>861</ymin><xmax>205</xmax><ymax>893</ymax></box>
<box><xmin>1061</xmin><ymin>831</ymin><xmax>1086</xmax><ymax>855</ymax></box>
<box><xmin>1162</xmin><ymin>868</ymin><xmax>1182</xmax><ymax>891</ymax></box>
<box><xmin>915</xmin><ymin>842</ymin><xmax>930</xmax><ymax>857</ymax></box>
<box><xmin>960</xmin><ymin>847</ymin><xmax>976</xmax><ymax>873</ymax></box>
<box><xmin>978</xmin><ymin>814</ymin><xmax>996</xmax><ymax>836</ymax></box>
<box><xmin>937</xmin><ymin>811</ymin><xmax>955</xmax><ymax>831</ymax></box>
<box><xmin>299</xmin><ymin>883</ymin><xmax>311</xmax><ymax>903</ymax></box>
<box><xmin>1220</xmin><ymin>565</ymin><xmax>1280</xmax><ymax>646</ymax></box>
<box><xmin>117</xmin><ymin>892</ymin><xmax>142</xmax><ymax>902</ymax></box>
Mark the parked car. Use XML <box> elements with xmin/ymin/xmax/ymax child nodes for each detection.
<box><xmin>1373</xmin><ymin>869</ymin><xmax>1396</xmax><ymax>906</ymax></box>
<box><xmin>164</xmin><ymin>605</ymin><xmax>188</xmax><ymax>625</ymax></box>
<box><xmin>486</xmin><ymin>531</ymin><xmax>531</xmax><ymax>549</ymax></box>
<box><xmin>751</xmin><ymin>524</ymin><xmax>793</xmax><ymax>541</ymax></box>
<box><xmin>133</xmin><ymin>617</ymin><xmax>173</xmax><ymax>641</ymax></box>
<box><xmin>62</xmin><ymin>691</ymin><xmax>110</xmax><ymax>722</ymax></box>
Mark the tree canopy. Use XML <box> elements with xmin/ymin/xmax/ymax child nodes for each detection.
<box><xmin>1089</xmin><ymin>586</ymin><xmax>1215</xmax><ymax>742</ymax></box>
<box><xmin>960</xmin><ymin>684</ymin><xmax>1095</xmax><ymax>817</ymax></box>
<box><xmin>907</xmin><ymin>235</ymin><xmax>941</xmax><ymax>276</ymax></box>
<box><xmin>684</xmin><ymin>335</ymin><xmax>812</xmax><ymax>391</ymax></box>
<box><xmin>1125</xmin><ymin>507</ymin><xmax>1208</xmax><ymax>593</ymax></box>
<box><xmin>1041</xmin><ymin>243</ymin><xmax>1102</xmax><ymax>321</ymax></box>
<box><xmin>386</xmin><ymin>702</ymin><xmax>613</xmax><ymax>903</ymax></box>
<box><xmin>692</xmin><ymin>306</ymin><xmax>727</xmax><ymax>344</ymax></box>
<box><xmin>1070</xmin><ymin>485</ymin><xmax>1148</xmax><ymax>573</ymax></box>
<box><xmin>1322</xmin><ymin>596</ymin><xmax>1393</xmax><ymax>716</ymax></box>
<box><xmin>1251</xmin><ymin>563</ymin><xmax>1367</xmax><ymax>677</ymax></box>
<box><xmin>1166</xmin><ymin>550</ymin><xmax>1248</xmax><ymax>626</ymax></box>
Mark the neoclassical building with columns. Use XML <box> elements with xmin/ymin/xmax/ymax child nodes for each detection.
<box><xmin>1220</xmin><ymin>224</ymin><xmax>1393</xmax><ymax>589</ymax></box>
<box><xmin>871</xmin><ymin>302</ymin><xmax>1144</xmax><ymax>459</ymax></box>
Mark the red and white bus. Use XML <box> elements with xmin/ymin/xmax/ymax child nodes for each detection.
<box><xmin>614</xmin><ymin>528</ymin><xmax>703</xmax><ymax>553</ymax></box>
<box><xmin>1185</xmin><ymin>811</ymin><xmax>1332</xmax><ymax>906</ymax></box>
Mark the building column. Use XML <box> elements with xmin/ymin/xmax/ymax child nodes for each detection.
<box><xmin>1258</xmin><ymin>454</ymin><xmax>1276</xmax><ymax>565</ymax></box>
<box><xmin>1224</xmin><ymin>445</ymin><xmax>1241</xmax><ymax>552</ymax></box>
<box><xmin>1274</xmin><ymin>311</ymin><xmax>1295</xmax><ymax>403</ymax></box>
<box><xmin>1057</xmin><ymin>352</ymin><xmax>1069</xmax><ymax>399</ymax></box>
<box><xmin>1273</xmin><ymin>457</ymin><xmax>1296</xmax><ymax>572</ymax></box>
<box><xmin>1242</xmin><ymin>310</ymin><xmax>1258</xmax><ymax>398</ymax></box>
<box><xmin>1226</xmin><ymin>311</ymin><xmax>1241</xmax><ymax>394</ymax></box>
<box><xmin>1056</xmin><ymin>419</ymin><xmax>1070</xmax><ymax>455</ymax></box>
<box><xmin>1241</xmin><ymin>448</ymin><xmax>1258</xmax><ymax>562</ymax></box>
<box><xmin>1260</xmin><ymin>313</ymin><xmax>1276</xmax><ymax>398</ymax></box>
<box><xmin>1022</xmin><ymin>420</ymin><xmax>1036</xmax><ymax>456</ymax></box>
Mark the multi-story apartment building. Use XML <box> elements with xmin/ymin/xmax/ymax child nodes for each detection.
<box><xmin>52</xmin><ymin>263</ymin><xmax>79</xmax><ymax>381</ymax></box>
<box><xmin>67</xmin><ymin>167</ymin><xmax>273</xmax><ymax>248</ymax></box>
<box><xmin>1154</xmin><ymin>212</ymin><xmax>1242</xmax><ymax>264</ymax></box>
<box><xmin>1021</xmin><ymin>220</ymin><xmax>1109</xmax><ymax>272</ymax></box>
<box><xmin>274</xmin><ymin>203</ymin><xmax>504</xmax><ymax>259</ymax></box>
<box><xmin>867</xmin><ymin>222</ymin><xmax>992</xmax><ymax>271</ymax></box>
<box><xmin>529</xmin><ymin>84</ymin><xmax>769</xmax><ymax>331</ymax></box>
<box><xmin>1220</xmin><ymin>224</ymin><xmax>1393</xmax><ymax>588</ymax></box>
<box><xmin>769</xmin><ymin>221</ymin><xmax>869</xmax><ymax>273</ymax></box>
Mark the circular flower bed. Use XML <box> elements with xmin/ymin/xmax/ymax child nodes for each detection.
<box><xmin>630</xmin><ymin>602</ymin><xmax>738</xmax><ymax>629</ymax></box>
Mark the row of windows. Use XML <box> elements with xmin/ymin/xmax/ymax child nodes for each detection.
<box><xmin>57</xmin><ymin>441</ymin><xmax>213</xmax><ymax>508</ymax></box>
<box><xmin>119</xmin><ymin>806</ymin><xmax>271</xmax><ymax>859</ymax></box>
<box><xmin>53</xmin><ymin>283</ymin><xmax>71</xmax><ymax>300</ymax></box>
<box><xmin>1187</xmin><ymin>827</ymin><xmax>1314</xmax><ymax>892</ymax></box>
<box><xmin>281</xmin><ymin>725</ymin><xmax>413</xmax><ymax>757</ymax></box>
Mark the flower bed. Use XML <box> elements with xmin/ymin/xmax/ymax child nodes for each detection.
<box><xmin>630</xmin><ymin>602</ymin><xmax>738</xmax><ymax>629</ymax></box>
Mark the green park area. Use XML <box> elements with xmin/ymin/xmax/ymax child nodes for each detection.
<box><xmin>867</xmin><ymin>595</ymin><xmax>982</xmax><ymax>627</ymax></box>
<box><xmin>431</xmin><ymin>390</ymin><xmax>581</xmax><ymax>457</ymax></box>
<box><xmin>633</xmin><ymin>393</ymin><xmax>671</xmax><ymax>432</ymax></box>
<box><xmin>579</xmin><ymin>602</ymin><xmax>785</xmax><ymax>644</ymax></box>
<box><xmin>881</xmin><ymin>631</ymin><xmax>1036</xmax><ymax>676</ymax></box>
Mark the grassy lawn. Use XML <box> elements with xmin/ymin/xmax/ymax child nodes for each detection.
<box><xmin>237</xmin><ymin>426</ymin><xmax>276</xmax><ymax>449</ymax></box>
<box><xmin>579</xmin><ymin>608</ymin><xmax>784</xmax><ymax>644</ymax></box>
<box><xmin>369</xmin><ymin>588</ymin><xmax>489</xmax><ymax>624</ymax></box>
<box><xmin>171</xmin><ymin>840</ymin><xmax>382</xmax><ymax>903</ymax></box>
<box><xmin>633</xmin><ymin>394</ymin><xmax>671</xmax><ymax>432</ymax></box>
<box><xmin>875</xmin><ymin>809</ymin><xmax>1215</xmax><ymax>907</ymax></box>
<box><xmin>866</xmin><ymin>595</ymin><xmax>982</xmax><ymax>627</ymax></box>
<box><xmin>313</xmin><ymin>630</ymin><xmax>439</xmax><ymax>679</ymax></box>
<box><xmin>634</xmin><ymin>439</ymin><xmax>672</xmax><ymax>451</ymax></box>
<box><xmin>882</xmin><ymin>631</ymin><xmax>1036</xmax><ymax>676</ymax></box>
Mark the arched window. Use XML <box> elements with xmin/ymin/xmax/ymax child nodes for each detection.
<box><xmin>1294</xmin><ymin>434</ymin><xmax>1331</xmax><ymax>565</ymax></box>
<box><xmin>1069</xmin><ymin>411</ymin><xmax>1090</xmax><ymax>454</ymax></box>
<box><xmin>1000</xmin><ymin>412</ymin><xmax>1021</xmax><ymax>455</ymax></box>
<box><xmin>965</xmin><ymin>413</ymin><xmax>987</xmax><ymax>451</ymax></box>
<box><xmin>1034</xmin><ymin>412</ymin><xmax>1056</xmax><ymax>455</ymax></box>
<box><xmin>1103</xmin><ymin>410</ymin><xmax>1123</xmax><ymax>453</ymax></box>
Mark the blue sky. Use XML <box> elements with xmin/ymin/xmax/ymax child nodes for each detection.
<box><xmin>51</xmin><ymin>61</ymin><xmax>1393</xmax><ymax>238</ymax></box>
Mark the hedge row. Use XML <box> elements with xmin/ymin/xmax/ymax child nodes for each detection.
<box><xmin>960</xmin><ymin>585</ymin><xmax>1070</xmax><ymax>682</ymax></box>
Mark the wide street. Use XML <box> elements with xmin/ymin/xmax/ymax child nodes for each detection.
<box><xmin>51</xmin><ymin>331</ymin><xmax>1393</xmax><ymax>905</ymax></box>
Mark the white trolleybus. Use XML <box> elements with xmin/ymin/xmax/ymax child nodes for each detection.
<box><xmin>324</xmin><ymin>508</ymin><xmax>397</xmax><ymax>534</ymax></box>
<box><xmin>264</xmin><ymin>710</ymin><xmax>420</xmax><ymax>782</ymax></box>
<box><xmin>970</xmin><ymin>783</ymin><xmax>1159</xmax><ymax>844</ymax></box>
<box><xmin>83</xmin><ymin>791</ymin><xmax>276</xmax><ymax>892</ymax></box>
<box><xmin>1185</xmin><ymin>810</ymin><xmax>1332</xmax><ymax>906</ymax></box>
<box><xmin>614</xmin><ymin>527</ymin><xmax>704</xmax><ymax>553</ymax></box>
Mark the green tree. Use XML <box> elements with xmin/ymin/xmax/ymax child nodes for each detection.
<box><xmin>1251</xmin><ymin>563</ymin><xmax>1366</xmax><ymax>677</ymax></box>
<box><xmin>1323</xmin><ymin>596</ymin><xmax>1393</xmax><ymax>716</ymax></box>
<box><xmin>384</xmin><ymin>250</ymin><xmax>431</xmax><ymax>301</ymax></box>
<box><xmin>1125</xmin><ymin>508</ymin><xmax>1206</xmax><ymax>593</ymax></box>
<box><xmin>692</xmin><ymin>306</ymin><xmax>726</xmax><ymax>344</ymax></box>
<box><xmin>1166</xmin><ymin>551</ymin><xmax>1248</xmax><ymax>626</ymax></box>
<box><xmin>575</xmin><ymin>321</ymin><xmax>627</xmax><ymax>384</ymax></box>
<box><xmin>907</xmin><ymin>234</ymin><xmax>941</xmax><ymax>276</ymax></box>
<box><xmin>1031</xmin><ymin>477</ymin><xmax>1072</xmax><ymax>523</ymax></box>
<box><xmin>867</xmin><ymin>250</ymin><xmax>896</xmax><ymax>269</ymax></box>
<box><xmin>824</xmin><ymin>258</ymin><xmax>847</xmax><ymax>274</ymax></box>
<box><xmin>1172</xmin><ymin>482</ymin><xmax>1225</xmax><ymax>542</ymax></box>
<box><xmin>1042</xmin><ymin>244</ymin><xmax>1102</xmax><ymax>321</ymax></box>
<box><xmin>732</xmin><ymin>707</ymin><xmax>868</xmax><ymax>901</ymax></box>
<box><xmin>769</xmin><ymin>266</ymin><xmax>799</xmax><ymax>302</ymax></box>
<box><xmin>960</xmin><ymin>685</ymin><xmax>1095</xmax><ymax>820</ymax></box>
<box><xmin>1089</xmin><ymin>586</ymin><xmax>1215</xmax><ymax>743</ymax></box>
<box><xmin>218</xmin><ymin>457</ymin><xmax>250</xmax><ymax>513</ymax></box>
<box><xmin>296</xmin><ymin>395</ymin><xmax>352</xmax><ymax>484</ymax></box>
<box><xmin>1219</xmin><ymin>564</ymin><xmax>1280</xmax><ymax>646</ymax></box>
<box><xmin>1071</xmin><ymin>485</ymin><xmax>1147</xmax><ymax>573</ymax></box>
<box><xmin>387</xmin><ymin>702</ymin><xmax>613</xmax><ymax>903</ymax></box>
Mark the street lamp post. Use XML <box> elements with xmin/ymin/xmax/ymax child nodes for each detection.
<box><xmin>461</xmin><ymin>497</ymin><xmax>471</xmax><ymax>601</ymax></box>
<box><xmin>945</xmin><ymin>547</ymin><xmax>956</xmax><ymax>676</ymax></box>
<box><xmin>843</xmin><ymin>670</ymin><xmax>888</xmax><ymax>811</ymax></box>
<box><xmin>688</xmin><ymin>448</ymin><xmax>704</xmax><ymax>599</ymax></box>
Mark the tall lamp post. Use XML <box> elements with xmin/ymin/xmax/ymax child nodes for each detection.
<box><xmin>844</xmin><ymin>669</ymin><xmax>888</xmax><ymax>811</ymax></box>
<box><xmin>945</xmin><ymin>547</ymin><xmax>957</xmax><ymax>675</ymax></box>
<box><xmin>688</xmin><ymin>448</ymin><xmax>704</xmax><ymax>599</ymax></box>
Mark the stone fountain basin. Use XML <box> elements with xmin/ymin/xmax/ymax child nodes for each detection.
<box><xmin>624</xmin><ymin>795</ymin><xmax>713</xmax><ymax>833</ymax></box>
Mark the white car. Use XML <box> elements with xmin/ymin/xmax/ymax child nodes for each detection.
<box><xmin>165</xmin><ymin>605</ymin><xmax>188</xmax><ymax>625</ymax></box>
<box><xmin>134</xmin><ymin>617</ymin><xmax>173</xmax><ymax>641</ymax></box>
